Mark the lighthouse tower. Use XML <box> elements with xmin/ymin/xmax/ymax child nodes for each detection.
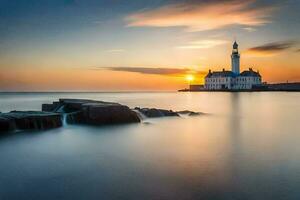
<box><xmin>231</xmin><ymin>41</ymin><xmax>240</xmax><ymax>74</ymax></box>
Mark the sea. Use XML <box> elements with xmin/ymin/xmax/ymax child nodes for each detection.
<box><xmin>0</xmin><ymin>92</ymin><xmax>299</xmax><ymax>200</ymax></box>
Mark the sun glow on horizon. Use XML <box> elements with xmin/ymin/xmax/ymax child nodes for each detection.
<box><xmin>185</xmin><ymin>75</ymin><xmax>195</xmax><ymax>82</ymax></box>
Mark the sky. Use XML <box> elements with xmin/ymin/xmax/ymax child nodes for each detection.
<box><xmin>0</xmin><ymin>0</ymin><xmax>299</xmax><ymax>91</ymax></box>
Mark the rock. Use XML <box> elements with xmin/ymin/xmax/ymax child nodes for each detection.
<box><xmin>81</xmin><ymin>103</ymin><xmax>140</xmax><ymax>125</ymax></box>
<box><xmin>41</xmin><ymin>104</ymin><xmax>54</xmax><ymax>112</ymax></box>
<box><xmin>177</xmin><ymin>110</ymin><xmax>202</xmax><ymax>116</ymax></box>
<box><xmin>134</xmin><ymin>107</ymin><xmax>202</xmax><ymax>118</ymax></box>
<box><xmin>0</xmin><ymin>111</ymin><xmax>62</xmax><ymax>133</ymax></box>
<box><xmin>134</xmin><ymin>107</ymin><xmax>179</xmax><ymax>118</ymax></box>
<box><xmin>43</xmin><ymin>99</ymin><xmax>141</xmax><ymax>125</ymax></box>
<box><xmin>188</xmin><ymin>112</ymin><xmax>201</xmax><ymax>116</ymax></box>
<box><xmin>1</xmin><ymin>98</ymin><xmax>202</xmax><ymax>133</ymax></box>
<box><xmin>0</xmin><ymin>117</ymin><xmax>15</xmax><ymax>132</ymax></box>
<box><xmin>65</xmin><ymin>111</ymin><xmax>83</xmax><ymax>124</ymax></box>
<box><xmin>42</xmin><ymin>102</ymin><xmax>60</xmax><ymax>112</ymax></box>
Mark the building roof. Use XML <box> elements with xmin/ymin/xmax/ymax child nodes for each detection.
<box><xmin>240</xmin><ymin>68</ymin><xmax>261</xmax><ymax>77</ymax></box>
<box><xmin>205</xmin><ymin>69</ymin><xmax>237</xmax><ymax>78</ymax></box>
<box><xmin>205</xmin><ymin>68</ymin><xmax>261</xmax><ymax>78</ymax></box>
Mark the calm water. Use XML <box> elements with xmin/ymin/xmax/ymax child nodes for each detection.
<box><xmin>0</xmin><ymin>92</ymin><xmax>299</xmax><ymax>200</ymax></box>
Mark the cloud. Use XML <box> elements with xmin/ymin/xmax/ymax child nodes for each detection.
<box><xmin>246</xmin><ymin>41</ymin><xmax>295</xmax><ymax>56</ymax></box>
<box><xmin>243</xmin><ymin>27</ymin><xmax>257</xmax><ymax>32</ymax></box>
<box><xmin>177</xmin><ymin>39</ymin><xmax>228</xmax><ymax>49</ymax></box>
<box><xmin>92</xmin><ymin>67</ymin><xmax>205</xmax><ymax>76</ymax></box>
<box><xmin>125</xmin><ymin>0</ymin><xmax>276</xmax><ymax>32</ymax></box>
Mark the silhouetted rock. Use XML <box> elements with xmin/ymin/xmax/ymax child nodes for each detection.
<box><xmin>177</xmin><ymin>110</ymin><xmax>202</xmax><ymax>116</ymax></box>
<box><xmin>65</xmin><ymin>111</ymin><xmax>83</xmax><ymax>124</ymax></box>
<box><xmin>43</xmin><ymin>99</ymin><xmax>141</xmax><ymax>125</ymax></box>
<box><xmin>134</xmin><ymin>107</ymin><xmax>179</xmax><ymax>118</ymax></box>
<box><xmin>1</xmin><ymin>98</ymin><xmax>202</xmax><ymax>133</ymax></box>
<box><xmin>0</xmin><ymin>117</ymin><xmax>14</xmax><ymax>132</ymax></box>
<box><xmin>188</xmin><ymin>112</ymin><xmax>201</xmax><ymax>116</ymax></box>
<box><xmin>42</xmin><ymin>101</ymin><xmax>60</xmax><ymax>112</ymax></box>
<box><xmin>81</xmin><ymin>103</ymin><xmax>140</xmax><ymax>125</ymax></box>
<box><xmin>1</xmin><ymin>99</ymin><xmax>202</xmax><ymax>133</ymax></box>
<box><xmin>0</xmin><ymin>111</ymin><xmax>62</xmax><ymax>133</ymax></box>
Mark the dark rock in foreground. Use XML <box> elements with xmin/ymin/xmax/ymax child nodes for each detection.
<box><xmin>177</xmin><ymin>110</ymin><xmax>202</xmax><ymax>116</ymax></box>
<box><xmin>134</xmin><ymin>107</ymin><xmax>179</xmax><ymax>118</ymax></box>
<box><xmin>44</xmin><ymin>99</ymin><xmax>141</xmax><ymax>125</ymax></box>
<box><xmin>1</xmin><ymin>98</ymin><xmax>201</xmax><ymax>133</ymax></box>
<box><xmin>0</xmin><ymin>111</ymin><xmax>62</xmax><ymax>132</ymax></box>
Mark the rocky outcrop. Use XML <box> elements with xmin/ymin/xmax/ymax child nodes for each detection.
<box><xmin>134</xmin><ymin>107</ymin><xmax>179</xmax><ymax>118</ymax></box>
<box><xmin>0</xmin><ymin>111</ymin><xmax>62</xmax><ymax>133</ymax></box>
<box><xmin>43</xmin><ymin>99</ymin><xmax>141</xmax><ymax>125</ymax></box>
<box><xmin>0</xmin><ymin>98</ymin><xmax>201</xmax><ymax>133</ymax></box>
<box><xmin>80</xmin><ymin>103</ymin><xmax>140</xmax><ymax>125</ymax></box>
<box><xmin>42</xmin><ymin>101</ymin><xmax>61</xmax><ymax>112</ymax></box>
<box><xmin>177</xmin><ymin>110</ymin><xmax>202</xmax><ymax>116</ymax></box>
<box><xmin>134</xmin><ymin>107</ymin><xmax>203</xmax><ymax>118</ymax></box>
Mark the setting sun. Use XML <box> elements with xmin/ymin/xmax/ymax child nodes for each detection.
<box><xmin>186</xmin><ymin>75</ymin><xmax>195</xmax><ymax>82</ymax></box>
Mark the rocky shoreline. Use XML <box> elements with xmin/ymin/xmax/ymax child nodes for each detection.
<box><xmin>0</xmin><ymin>99</ymin><xmax>201</xmax><ymax>133</ymax></box>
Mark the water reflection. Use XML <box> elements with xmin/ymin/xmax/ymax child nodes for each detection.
<box><xmin>0</xmin><ymin>92</ymin><xmax>300</xmax><ymax>200</ymax></box>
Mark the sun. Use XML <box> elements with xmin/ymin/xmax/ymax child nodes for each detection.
<box><xmin>185</xmin><ymin>74</ymin><xmax>194</xmax><ymax>82</ymax></box>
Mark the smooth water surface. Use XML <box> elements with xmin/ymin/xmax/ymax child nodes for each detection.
<box><xmin>0</xmin><ymin>92</ymin><xmax>299</xmax><ymax>200</ymax></box>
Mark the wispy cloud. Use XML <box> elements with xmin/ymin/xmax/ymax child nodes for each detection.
<box><xmin>92</xmin><ymin>66</ymin><xmax>205</xmax><ymax>76</ymax></box>
<box><xmin>246</xmin><ymin>41</ymin><xmax>296</xmax><ymax>56</ymax></box>
<box><xmin>177</xmin><ymin>39</ymin><xmax>228</xmax><ymax>49</ymax></box>
<box><xmin>126</xmin><ymin>0</ymin><xmax>276</xmax><ymax>32</ymax></box>
<box><xmin>243</xmin><ymin>27</ymin><xmax>257</xmax><ymax>32</ymax></box>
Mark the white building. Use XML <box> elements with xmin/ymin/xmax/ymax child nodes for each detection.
<box><xmin>205</xmin><ymin>41</ymin><xmax>262</xmax><ymax>90</ymax></box>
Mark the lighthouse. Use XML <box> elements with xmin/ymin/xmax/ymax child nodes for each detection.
<box><xmin>231</xmin><ymin>41</ymin><xmax>240</xmax><ymax>74</ymax></box>
<box><xmin>204</xmin><ymin>40</ymin><xmax>262</xmax><ymax>90</ymax></box>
